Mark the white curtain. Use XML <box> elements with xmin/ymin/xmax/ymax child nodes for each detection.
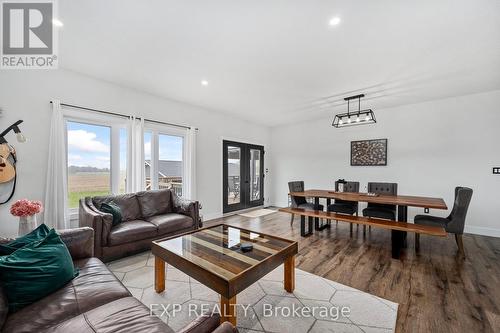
<box><xmin>126</xmin><ymin>116</ymin><xmax>145</xmax><ymax>192</ymax></box>
<box><xmin>44</xmin><ymin>99</ymin><xmax>69</xmax><ymax>229</ymax></box>
<box><xmin>184</xmin><ymin>127</ymin><xmax>197</xmax><ymax>200</ymax></box>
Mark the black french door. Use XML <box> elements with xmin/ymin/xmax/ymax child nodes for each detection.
<box><xmin>223</xmin><ymin>140</ymin><xmax>264</xmax><ymax>213</ymax></box>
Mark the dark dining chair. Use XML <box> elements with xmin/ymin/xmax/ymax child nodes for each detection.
<box><xmin>327</xmin><ymin>181</ymin><xmax>359</xmax><ymax>231</ymax></box>
<box><xmin>362</xmin><ymin>182</ymin><xmax>398</xmax><ymax>233</ymax></box>
<box><xmin>362</xmin><ymin>182</ymin><xmax>398</xmax><ymax>220</ymax></box>
<box><xmin>414</xmin><ymin>187</ymin><xmax>473</xmax><ymax>257</ymax></box>
<box><xmin>288</xmin><ymin>181</ymin><xmax>324</xmax><ymax>226</ymax></box>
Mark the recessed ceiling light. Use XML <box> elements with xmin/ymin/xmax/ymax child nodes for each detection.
<box><xmin>329</xmin><ymin>16</ymin><xmax>341</xmax><ymax>26</ymax></box>
<box><xmin>52</xmin><ymin>18</ymin><xmax>64</xmax><ymax>27</ymax></box>
<box><xmin>201</xmin><ymin>80</ymin><xmax>209</xmax><ymax>86</ymax></box>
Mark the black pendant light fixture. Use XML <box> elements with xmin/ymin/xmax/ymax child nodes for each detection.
<box><xmin>332</xmin><ymin>94</ymin><xmax>376</xmax><ymax>128</ymax></box>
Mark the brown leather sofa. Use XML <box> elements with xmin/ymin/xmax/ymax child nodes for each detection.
<box><xmin>0</xmin><ymin>228</ymin><xmax>238</xmax><ymax>333</ymax></box>
<box><xmin>80</xmin><ymin>189</ymin><xmax>200</xmax><ymax>262</ymax></box>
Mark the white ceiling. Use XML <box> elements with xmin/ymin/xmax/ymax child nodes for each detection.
<box><xmin>59</xmin><ymin>0</ymin><xmax>500</xmax><ymax>126</ymax></box>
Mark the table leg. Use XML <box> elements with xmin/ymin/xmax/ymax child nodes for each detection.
<box><xmin>155</xmin><ymin>256</ymin><xmax>165</xmax><ymax>293</ymax></box>
<box><xmin>391</xmin><ymin>205</ymin><xmax>408</xmax><ymax>259</ymax></box>
<box><xmin>300</xmin><ymin>215</ymin><xmax>313</xmax><ymax>237</ymax></box>
<box><xmin>220</xmin><ymin>295</ymin><xmax>237</xmax><ymax>326</ymax></box>
<box><xmin>284</xmin><ymin>255</ymin><xmax>295</xmax><ymax>293</ymax></box>
<box><xmin>398</xmin><ymin>205</ymin><xmax>409</xmax><ymax>248</ymax></box>
<box><xmin>314</xmin><ymin>197</ymin><xmax>320</xmax><ymax>228</ymax></box>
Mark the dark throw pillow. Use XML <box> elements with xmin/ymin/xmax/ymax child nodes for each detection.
<box><xmin>100</xmin><ymin>202</ymin><xmax>123</xmax><ymax>226</ymax></box>
<box><xmin>0</xmin><ymin>229</ymin><xmax>79</xmax><ymax>312</ymax></box>
<box><xmin>0</xmin><ymin>223</ymin><xmax>50</xmax><ymax>255</ymax></box>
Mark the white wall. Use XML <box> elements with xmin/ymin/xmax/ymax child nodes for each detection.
<box><xmin>2</xmin><ymin>69</ymin><xmax>499</xmax><ymax>238</ymax></box>
<box><xmin>0</xmin><ymin>69</ymin><xmax>271</xmax><ymax>237</ymax></box>
<box><xmin>270</xmin><ymin>90</ymin><xmax>500</xmax><ymax>237</ymax></box>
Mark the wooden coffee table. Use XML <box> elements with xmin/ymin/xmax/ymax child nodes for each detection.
<box><xmin>152</xmin><ymin>224</ymin><xmax>298</xmax><ymax>325</ymax></box>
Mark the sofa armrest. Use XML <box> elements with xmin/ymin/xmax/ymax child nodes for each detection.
<box><xmin>58</xmin><ymin>227</ymin><xmax>94</xmax><ymax>260</ymax></box>
<box><xmin>177</xmin><ymin>313</ymin><xmax>223</xmax><ymax>333</ymax></box>
<box><xmin>79</xmin><ymin>197</ymin><xmax>113</xmax><ymax>258</ymax></box>
<box><xmin>1</xmin><ymin>227</ymin><xmax>94</xmax><ymax>260</ymax></box>
<box><xmin>172</xmin><ymin>194</ymin><xmax>200</xmax><ymax>229</ymax></box>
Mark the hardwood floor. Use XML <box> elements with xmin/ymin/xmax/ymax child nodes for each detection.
<box><xmin>206</xmin><ymin>210</ymin><xmax>500</xmax><ymax>333</ymax></box>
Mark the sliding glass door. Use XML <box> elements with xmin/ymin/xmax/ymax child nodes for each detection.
<box><xmin>223</xmin><ymin>140</ymin><xmax>264</xmax><ymax>213</ymax></box>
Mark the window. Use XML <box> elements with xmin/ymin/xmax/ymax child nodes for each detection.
<box><xmin>66</xmin><ymin>121</ymin><xmax>111</xmax><ymax>208</ymax></box>
<box><xmin>64</xmin><ymin>108</ymin><xmax>190</xmax><ymax>217</ymax></box>
<box><xmin>144</xmin><ymin>126</ymin><xmax>185</xmax><ymax>197</ymax></box>
<box><xmin>65</xmin><ymin>111</ymin><xmax>128</xmax><ymax>212</ymax></box>
<box><xmin>158</xmin><ymin>133</ymin><xmax>183</xmax><ymax>197</ymax></box>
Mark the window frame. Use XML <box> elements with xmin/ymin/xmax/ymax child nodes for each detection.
<box><xmin>63</xmin><ymin>108</ymin><xmax>128</xmax><ymax>219</ymax></box>
<box><xmin>143</xmin><ymin>122</ymin><xmax>186</xmax><ymax>196</ymax></box>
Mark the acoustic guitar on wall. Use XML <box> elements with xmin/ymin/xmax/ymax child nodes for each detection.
<box><xmin>0</xmin><ymin>143</ymin><xmax>16</xmax><ymax>183</ymax></box>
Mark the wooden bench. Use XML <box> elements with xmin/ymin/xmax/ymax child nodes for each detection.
<box><xmin>279</xmin><ymin>207</ymin><xmax>447</xmax><ymax>238</ymax></box>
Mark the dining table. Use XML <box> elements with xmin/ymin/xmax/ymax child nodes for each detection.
<box><xmin>289</xmin><ymin>189</ymin><xmax>448</xmax><ymax>258</ymax></box>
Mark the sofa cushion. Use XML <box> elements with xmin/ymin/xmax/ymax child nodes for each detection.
<box><xmin>136</xmin><ymin>189</ymin><xmax>172</xmax><ymax>218</ymax></box>
<box><xmin>47</xmin><ymin>297</ymin><xmax>173</xmax><ymax>333</ymax></box>
<box><xmin>108</xmin><ymin>220</ymin><xmax>158</xmax><ymax>246</ymax></box>
<box><xmin>147</xmin><ymin>213</ymin><xmax>194</xmax><ymax>235</ymax></box>
<box><xmin>93</xmin><ymin>193</ymin><xmax>142</xmax><ymax>222</ymax></box>
<box><xmin>0</xmin><ymin>229</ymin><xmax>79</xmax><ymax>312</ymax></box>
<box><xmin>1</xmin><ymin>257</ymin><xmax>131</xmax><ymax>333</ymax></box>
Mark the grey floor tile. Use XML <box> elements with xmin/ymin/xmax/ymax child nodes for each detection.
<box><xmin>239</xmin><ymin>282</ymin><xmax>266</xmax><ymax>306</ymax></box>
<box><xmin>253</xmin><ymin>295</ymin><xmax>315</xmax><ymax>333</ymax></box>
<box><xmin>258</xmin><ymin>280</ymin><xmax>291</xmax><ymax>297</ymax></box>
<box><xmin>141</xmin><ymin>281</ymin><xmax>192</xmax><ymax>307</ymax></box>
<box><xmin>309</xmin><ymin>320</ymin><xmax>364</xmax><ymax>333</ymax></box>
<box><xmin>330</xmin><ymin>291</ymin><xmax>397</xmax><ymax>329</ymax></box>
<box><xmin>237</xmin><ymin>306</ymin><xmax>264</xmax><ymax>331</ymax></box>
<box><xmin>128</xmin><ymin>287</ymin><xmax>144</xmax><ymax>300</ymax></box>
<box><xmin>107</xmin><ymin>252</ymin><xmax>148</xmax><ymax>272</ymax></box>
<box><xmin>358</xmin><ymin>325</ymin><xmax>393</xmax><ymax>333</ymax></box>
<box><xmin>111</xmin><ymin>271</ymin><xmax>125</xmax><ymax>281</ymax></box>
<box><xmin>292</xmin><ymin>274</ymin><xmax>336</xmax><ymax>301</ymax></box>
<box><xmin>122</xmin><ymin>266</ymin><xmax>155</xmax><ymax>289</ymax></box>
<box><xmin>190</xmin><ymin>282</ymin><xmax>220</xmax><ymax>302</ymax></box>
<box><xmin>299</xmin><ymin>298</ymin><xmax>351</xmax><ymax>324</ymax></box>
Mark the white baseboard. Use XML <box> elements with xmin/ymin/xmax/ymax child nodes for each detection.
<box><xmin>465</xmin><ymin>225</ymin><xmax>500</xmax><ymax>238</ymax></box>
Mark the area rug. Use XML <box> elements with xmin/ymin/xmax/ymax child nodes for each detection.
<box><xmin>238</xmin><ymin>208</ymin><xmax>277</xmax><ymax>218</ymax></box>
<box><xmin>108</xmin><ymin>252</ymin><xmax>397</xmax><ymax>332</ymax></box>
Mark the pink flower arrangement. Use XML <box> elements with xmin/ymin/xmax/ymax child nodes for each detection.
<box><xmin>10</xmin><ymin>199</ymin><xmax>44</xmax><ymax>217</ymax></box>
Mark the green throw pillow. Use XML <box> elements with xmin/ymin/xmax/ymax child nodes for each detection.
<box><xmin>100</xmin><ymin>202</ymin><xmax>123</xmax><ymax>226</ymax></box>
<box><xmin>0</xmin><ymin>229</ymin><xmax>79</xmax><ymax>312</ymax></box>
<box><xmin>0</xmin><ymin>224</ymin><xmax>50</xmax><ymax>255</ymax></box>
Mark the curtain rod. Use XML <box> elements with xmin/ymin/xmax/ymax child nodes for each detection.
<box><xmin>50</xmin><ymin>101</ymin><xmax>198</xmax><ymax>130</ymax></box>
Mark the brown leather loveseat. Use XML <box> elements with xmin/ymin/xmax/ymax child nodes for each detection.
<box><xmin>0</xmin><ymin>228</ymin><xmax>237</xmax><ymax>333</ymax></box>
<box><xmin>79</xmin><ymin>189</ymin><xmax>200</xmax><ymax>262</ymax></box>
